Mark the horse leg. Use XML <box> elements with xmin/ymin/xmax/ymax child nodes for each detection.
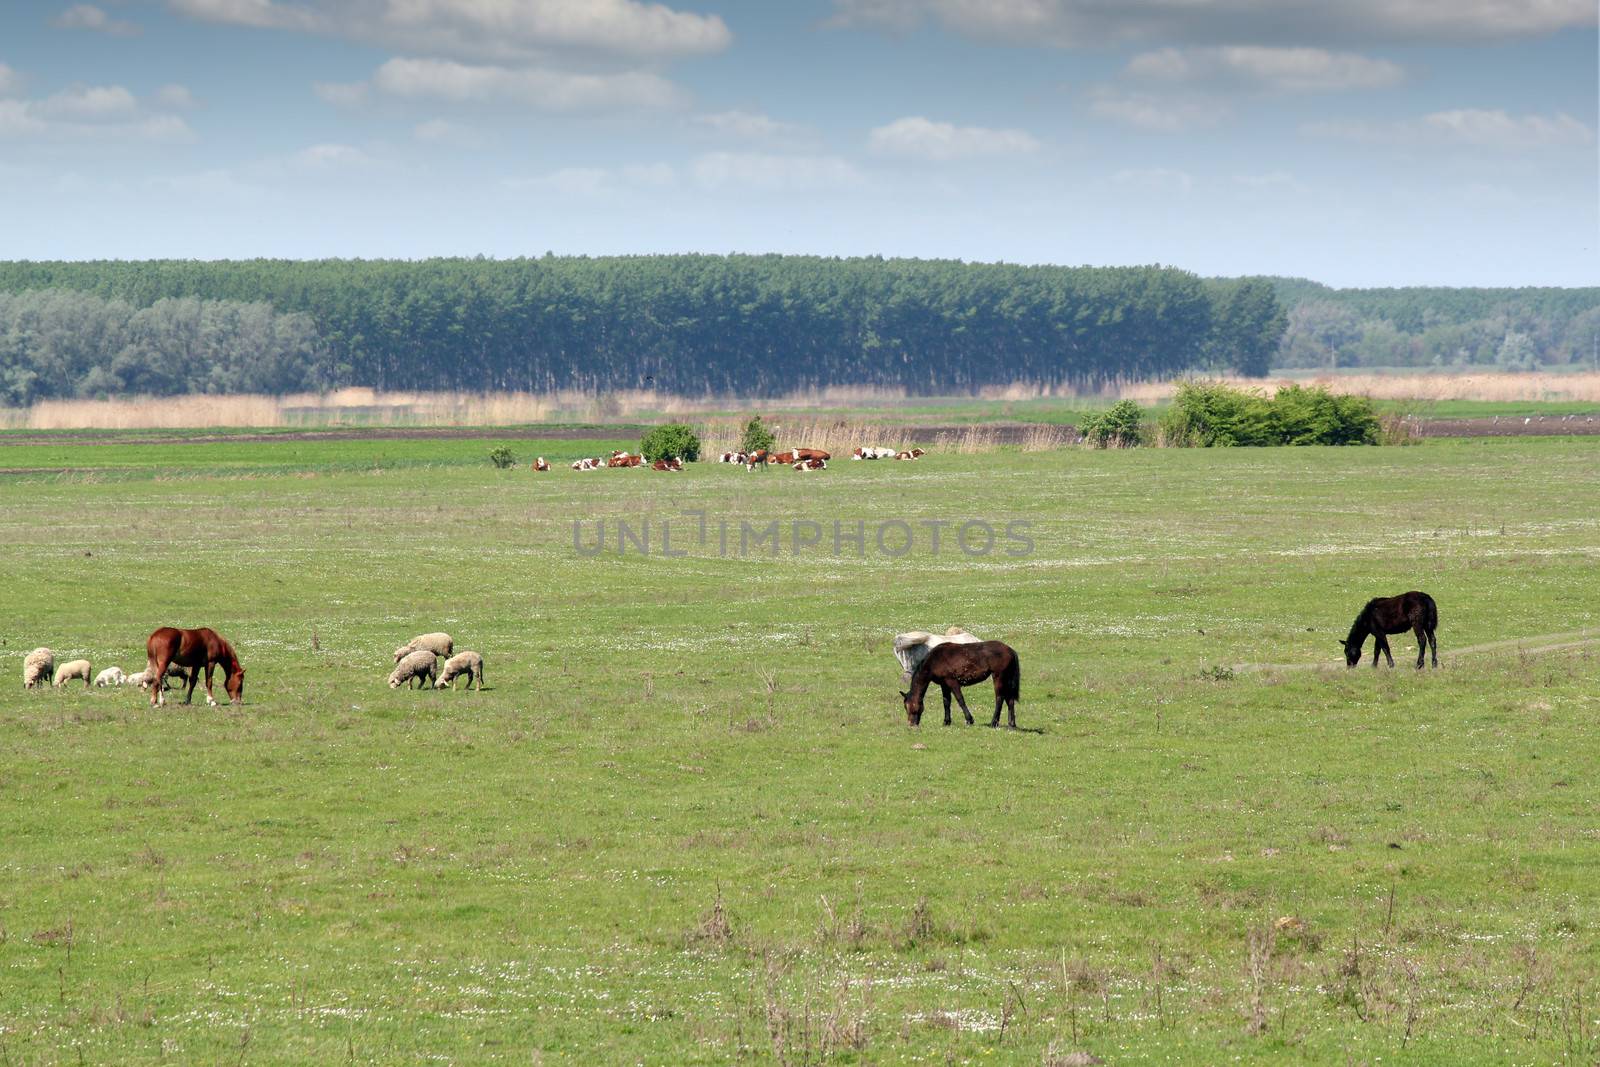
<box><xmin>182</xmin><ymin>665</ymin><xmax>199</xmax><ymax>705</ymax></box>
<box><xmin>952</xmin><ymin>685</ymin><xmax>975</xmax><ymax>725</ymax></box>
<box><xmin>940</xmin><ymin>684</ymin><xmax>952</xmax><ymax>726</ymax></box>
<box><xmin>1381</xmin><ymin>634</ymin><xmax>1395</xmax><ymax>668</ymax></box>
<box><xmin>1430</xmin><ymin>628</ymin><xmax>1439</xmax><ymax>668</ymax></box>
<box><xmin>1412</xmin><ymin>625</ymin><xmax>1427</xmax><ymax>669</ymax></box>
<box><xmin>203</xmin><ymin>663</ymin><xmax>218</xmax><ymax>706</ymax></box>
<box><xmin>150</xmin><ymin>652</ymin><xmax>167</xmax><ymax>707</ymax></box>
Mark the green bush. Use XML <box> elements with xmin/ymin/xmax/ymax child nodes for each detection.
<box><xmin>488</xmin><ymin>446</ymin><xmax>516</xmax><ymax>469</ymax></box>
<box><xmin>1159</xmin><ymin>381</ymin><xmax>1379</xmax><ymax>447</ymax></box>
<box><xmin>1078</xmin><ymin>400</ymin><xmax>1146</xmax><ymax>448</ymax></box>
<box><xmin>1159</xmin><ymin>381</ymin><xmax>1275</xmax><ymax>447</ymax></box>
<box><xmin>1268</xmin><ymin>384</ymin><xmax>1380</xmax><ymax>446</ymax></box>
<box><xmin>641</xmin><ymin>423</ymin><xmax>701</xmax><ymax>463</ymax></box>
<box><xmin>739</xmin><ymin>415</ymin><xmax>776</xmax><ymax>455</ymax></box>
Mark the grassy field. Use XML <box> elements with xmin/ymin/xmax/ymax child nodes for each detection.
<box><xmin>2</xmin><ymin>433</ymin><xmax>1598</xmax><ymax>1064</ymax></box>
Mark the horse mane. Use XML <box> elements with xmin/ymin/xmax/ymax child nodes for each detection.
<box><xmin>1346</xmin><ymin>598</ymin><xmax>1382</xmax><ymax>646</ymax></box>
<box><xmin>212</xmin><ymin>631</ymin><xmax>242</xmax><ymax>674</ymax></box>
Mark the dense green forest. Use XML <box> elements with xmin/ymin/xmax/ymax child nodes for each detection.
<box><xmin>0</xmin><ymin>257</ymin><xmax>1272</xmax><ymax>403</ymax></box>
<box><xmin>0</xmin><ymin>257</ymin><xmax>1592</xmax><ymax>404</ymax></box>
<box><xmin>1266</xmin><ymin>278</ymin><xmax>1600</xmax><ymax>371</ymax></box>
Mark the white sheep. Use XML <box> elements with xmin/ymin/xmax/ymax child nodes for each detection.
<box><xmin>893</xmin><ymin>627</ymin><xmax>983</xmax><ymax>684</ymax></box>
<box><xmin>128</xmin><ymin>664</ymin><xmax>186</xmax><ymax>691</ymax></box>
<box><xmin>393</xmin><ymin>632</ymin><xmax>453</xmax><ymax>664</ymax></box>
<box><xmin>388</xmin><ymin>649</ymin><xmax>438</xmax><ymax>689</ymax></box>
<box><xmin>54</xmin><ymin>659</ymin><xmax>92</xmax><ymax>688</ymax></box>
<box><xmin>94</xmin><ymin>666</ymin><xmax>127</xmax><ymax>687</ymax></box>
<box><xmin>23</xmin><ymin>647</ymin><xmax>54</xmax><ymax>689</ymax></box>
<box><xmin>437</xmin><ymin>650</ymin><xmax>484</xmax><ymax>690</ymax></box>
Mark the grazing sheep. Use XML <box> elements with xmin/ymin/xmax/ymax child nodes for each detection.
<box><xmin>23</xmin><ymin>647</ymin><xmax>54</xmax><ymax>689</ymax></box>
<box><xmin>393</xmin><ymin>632</ymin><xmax>453</xmax><ymax>664</ymax></box>
<box><xmin>94</xmin><ymin>666</ymin><xmax>127</xmax><ymax>687</ymax></box>
<box><xmin>130</xmin><ymin>664</ymin><xmax>188</xmax><ymax>690</ymax></box>
<box><xmin>437</xmin><ymin>650</ymin><xmax>484</xmax><ymax>690</ymax></box>
<box><xmin>894</xmin><ymin>627</ymin><xmax>983</xmax><ymax>684</ymax></box>
<box><xmin>388</xmin><ymin>649</ymin><xmax>437</xmax><ymax>689</ymax></box>
<box><xmin>54</xmin><ymin>659</ymin><xmax>92</xmax><ymax>688</ymax></box>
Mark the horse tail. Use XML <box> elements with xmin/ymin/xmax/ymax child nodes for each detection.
<box><xmin>1003</xmin><ymin>650</ymin><xmax>1021</xmax><ymax>702</ymax></box>
<box><xmin>1424</xmin><ymin>593</ymin><xmax>1438</xmax><ymax>634</ymax></box>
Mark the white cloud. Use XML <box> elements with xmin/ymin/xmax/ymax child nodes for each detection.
<box><xmin>1086</xmin><ymin>87</ymin><xmax>1229</xmax><ymax>132</ymax></box>
<box><xmin>168</xmin><ymin>0</ymin><xmax>732</xmax><ymax>61</ymax></box>
<box><xmin>413</xmin><ymin>117</ymin><xmax>469</xmax><ymax>143</ymax></box>
<box><xmin>1306</xmin><ymin>108</ymin><xmax>1594</xmax><ymax>150</ymax></box>
<box><xmin>37</xmin><ymin>85</ymin><xmax>139</xmax><ymax>121</ymax></box>
<box><xmin>314</xmin><ymin>81</ymin><xmax>369</xmax><ymax>108</ymax></box>
<box><xmin>167</xmin><ymin>0</ymin><xmax>327</xmax><ymax>32</ymax></box>
<box><xmin>868</xmin><ymin>116</ymin><xmax>1040</xmax><ymax>160</ymax></box>
<box><xmin>693</xmin><ymin>109</ymin><xmax>802</xmax><ymax>141</ymax></box>
<box><xmin>54</xmin><ymin>4</ymin><xmax>143</xmax><ymax>35</ymax></box>
<box><xmin>507</xmin><ymin>162</ymin><xmax>678</xmax><ymax>195</ymax></box>
<box><xmin>2</xmin><ymin>83</ymin><xmax>196</xmax><ymax>141</ymax></box>
<box><xmin>0</xmin><ymin>63</ymin><xmax>24</xmax><ymax>97</ymax></box>
<box><xmin>290</xmin><ymin>143</ymin><xmax>371</xmax><ymax>171</ymax></box>
<box><xmin>828</xmin><ymin>0</ymin><xmax>1594</xmax><ymax>46</ymax></box>
<box><xmin>367</xmin><ymin>56</ymin><xmax>688</xmax><ymax>112</ymax></box>
<box><xmin>690</xmin><ymin>151</ymin><xmax>863</xmax><ymax>192</ymax></box>
<box><xmin>1127</xmin><ymin>46</ymin><xmax>1403</xmax><ymax>91</ymax></box>
<box><xmin>155</xmin><ymin>84</ymin><xmax>199</xmax><ymax>109</ymax></box>
<box><xmin>1110</xmin><ymin>167</ymin><xmax>1194</xmax><ymax>195</ymax></box>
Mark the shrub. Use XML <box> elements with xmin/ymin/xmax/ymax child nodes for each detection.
<box><xmin>739</xmin><ymin>415</ymin><xmax>776</xmax><ymax>455</ymax></box>
<box><xmin>1159</xmin><ymin>381</ymin><xmax>1276</xmax><ymax>447</ymax></box>
<box><xmin>488</xmin><ymin>446</ymin><xmax>516</xmax><ymax>469</ymax></box>
<box><xmin>1159</xmin><ymin>380</ymin><xmax>1379</xmax><ymax>447</ymax></box>
<box><xmin>641</xmin><ymin>422</ymin><xmax>701</xmax><ymax>463</ymax></box>
<box><xmin>1269</xmin><ymin>384</ymin><xmax>1380</xmax><ymax>446</ymax></box>
<box><xmin>1077</xmin><ymin>400</ymin><xmax>1145</xmax><ymax>448</ymax></box>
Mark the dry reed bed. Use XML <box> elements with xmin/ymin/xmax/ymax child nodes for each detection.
<box><xmin>4</xmin><ymin>371</ymin><xmax>1598</xmax><ymax>431</ymax></box>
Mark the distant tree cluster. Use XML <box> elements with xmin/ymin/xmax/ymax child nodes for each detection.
<box><xmin>1266</xmin><ymin>279</ymin><xmax>1600</xmax><ymax>370</ymax></box>
<box><xmin>0</xmin><ymin>256</ymin><xmax>1279</xmax><ymax>399</ymax></box>
<box><xmin>0</xmin><ymin>288</ymin><xmax>323</xmax><ymax>405</ymax></box>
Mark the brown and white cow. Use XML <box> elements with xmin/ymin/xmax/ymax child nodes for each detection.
<box><xmin>745</xmin><ymin>449</ymin><xmax>769</xmax><ymax>472</ymax></box>
<box><xmin>652</xmin><ymin>457</ymin><xmax>684</xmax><ymax>472</ymax></box>
<box><xmin>718</xmin><ymin>451</ymin><xmax>748</xmax><ymax>464</ymax></box>
<box><xmin>851</xmin><ymin>446</ymin><xmax>895</xmax><ymax>460</ymax></box>
<box><xmin>795</xmin><ymin>448</ymin><xmax>831</xmax><ymax>462</ymax></box>
<box><xmin>610</xmin><ymin>452</ymin><xmax>644</xmax><ymax>468</ymax></box>
<box><xmin>792</xmin><ymin>457</ymin><xmax>827</xmax><ymax>471</ymax></box>
<box><xmin>772</xmin><ymin>450</ymin><xmax>797</xmax><ymax>465</ymax></box>
<box><xmin>572</xmin><ymin>457</ymin><xmax>604</xmax><ymax>470</ymax></box>
<box><xmin>533</xmin><ymin>456</ymin><xmax>550</xmax><ymax>471</ymax></box>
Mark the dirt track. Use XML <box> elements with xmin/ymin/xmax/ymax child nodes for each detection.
<box><xmin>0</xmin><ymin>415</ymin><xmax>1597</xmax><ymax>449</ymax></box>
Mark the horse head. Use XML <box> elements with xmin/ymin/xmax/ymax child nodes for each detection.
<box><xmin>900</xmin><ymin>689</ymin><xmax>923</xmax><ymax>726</ymax></box>
<box><xmin>1340</xmin><ymin>640</ymin><xmax>1361</xmax><ymax>668</ymax></box>
<box><xmin>226</xmin><ymin>665</ymin><xmax>245</xmax><ymax>703</ymax></box>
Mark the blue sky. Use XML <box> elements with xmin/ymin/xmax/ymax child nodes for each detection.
<box><xmin>1</xmin><ymin>0</ymin><xmax>1594</xmax><ymax>286</ymax></box>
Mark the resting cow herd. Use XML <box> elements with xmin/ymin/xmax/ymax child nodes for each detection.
<box><xmin>21</xmin><ymin>592</ymin><xmax>1441</xmax><ymax>734</ymax></box>
<box><xmin>553</xmin><ymin>445</ymin><xmax>929</xmax><ymax>474</ymax></box>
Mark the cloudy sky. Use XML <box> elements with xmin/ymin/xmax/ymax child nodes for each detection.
<box><xmin>1</xmin><ymin>0</ymin><xmax>1594</xmax><ymax>285</ymax></box>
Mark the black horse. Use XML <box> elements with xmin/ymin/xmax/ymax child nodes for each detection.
<box><xmin>1343</xmin><ymin>591</ymin><xmax>1438</xmax><ymax>669</ymax></box>
<box><xmin>901</xmin><ymin>640</ymin><xmax>1020</xmax><ymax>728</ymax></box>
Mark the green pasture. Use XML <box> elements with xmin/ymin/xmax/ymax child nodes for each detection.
<box><xmin>2</xmin><ymin>434</ymin><xmax>1598</xmax><ymax>1064</ymax></box>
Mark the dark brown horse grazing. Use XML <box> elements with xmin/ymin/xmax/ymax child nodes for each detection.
<box><xmin>146</xmin><ymin>627</ymin><xmax>245</xmax><ymax>707</ymax></box>
<box><xmin>1343</xmin><ymin>591</ymin><xmax>1438</xmax><ymax>669</ymax></box>
<box><xmin>901</xmin><ymin>640</ymin><xmax>1020</xmax><ymax>728</ymax></box>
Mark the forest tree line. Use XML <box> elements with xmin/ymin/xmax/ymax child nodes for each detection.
<box><xmin>0</xmin><ymin>256</ymin><xmax>1591</xmax><ymax>404</ymax></box>
<box><xmin>0</xmin><ymin>257</ymin><xmax>1276</xmax><ymax>403</ymax></box>
<box><xmin>1267</xmin><ymin>278</ymin><xmax>1599</xmax><ymax>371</ymax></box>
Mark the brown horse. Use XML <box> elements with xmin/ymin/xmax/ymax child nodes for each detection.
<box><xmin>901</xmin><ymin>640</ymin><xmax>1020</xmax><ymax>728</ymax></box>
<box><xmin>146</xmin><ymin>626</ymin><xmax>245</xmax><ymax>707</ymax></box>
<box><xmin>1342</xmin><ymin>591</ymin><xmax>1438</xmax><ymax>669</ymax></box>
